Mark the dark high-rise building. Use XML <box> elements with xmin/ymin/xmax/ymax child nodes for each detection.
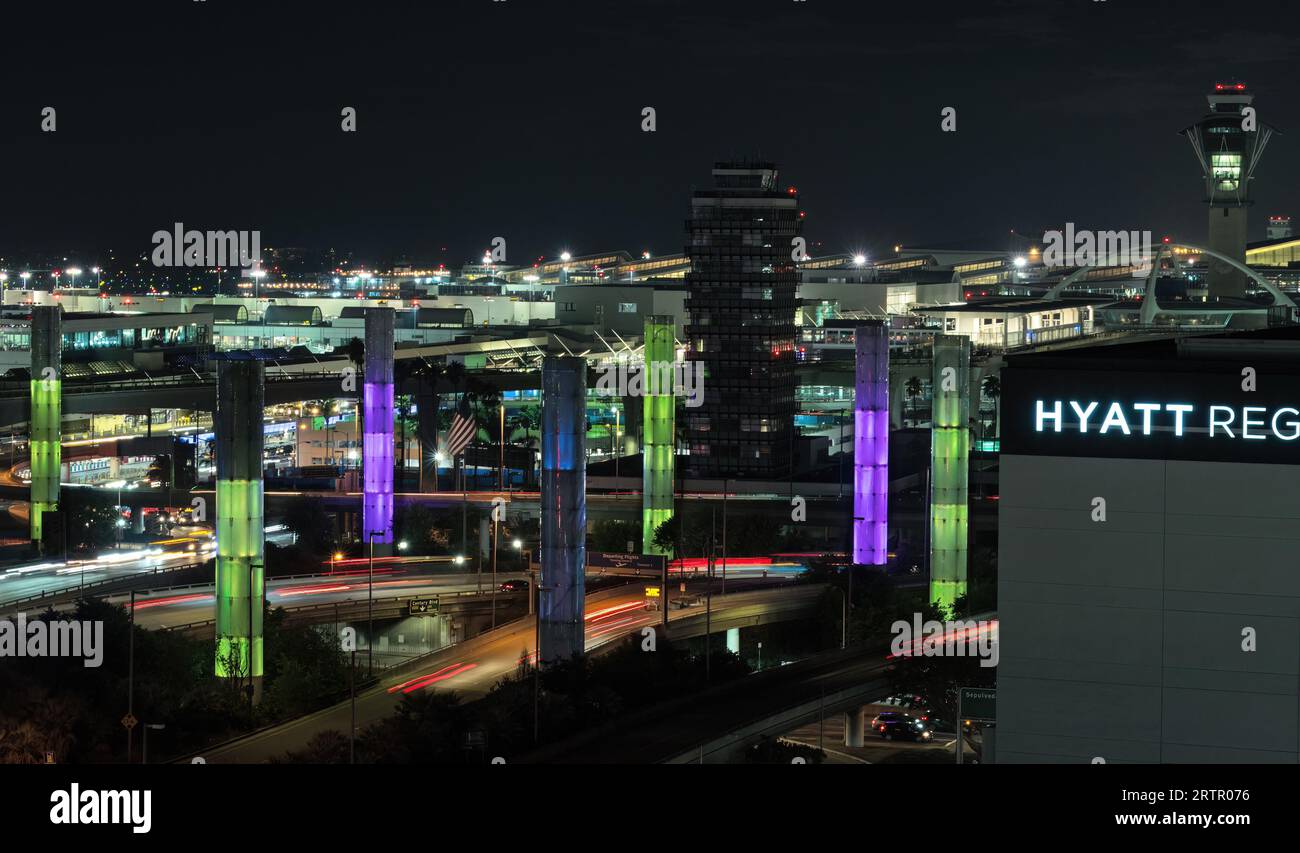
<box><xmin>683</xmin><ymin>161</ymin><xmax>799</xmax><ymax>479</ymax></box>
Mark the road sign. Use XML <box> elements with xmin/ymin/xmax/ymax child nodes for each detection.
<box><xmin>960</xmin><ymin>688</ymin><xmax>996</xmax><ymax>722</ymax></box>
<box><xmin>121</xmin><ymin>713</ymin><xmax>138</xmax><ymax>730</ymax></box>
<box><xmin>644</xmin><ymin>586</ymin><xmax>661</xmax><ymax>598</ymax></box>
<box><xmin>588</xmin><ymin>552</ymin><xmax>663</xmax><ymax>574</ymax></box>
<box><xmin>408</xmin><ymin>598</ymin><xmax>439</xmax><ymax>615</ymax></box>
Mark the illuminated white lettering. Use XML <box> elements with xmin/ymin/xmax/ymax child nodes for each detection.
<box><xmin>1133</xmin><ymin>402</ymin><xmax>1160</xmax><ymax>435</ymax></box>
<box><xmin>1241</xmin><ymin>406</ymin><xmax>1266</xmax><ymax>440</ymax></box>
<box><xmin>1165</xmin><ymin>403</ymin><xmax>1193</xmax><ymax>436</ymax></box>
<box><xmin>1209</xmin><ymin>405</ymin><xmax>1235</xmax><ymax>437</ymax></box>
<box><xmin>1272</xmin><ymin>407</ymin><xmax>1300</xmax><ymax>441</ymax></box>
<box><xmin>1036</xmin><ymin>400</ymin><xmax>1062</xmax><ymax>433</ymax></box>
<box><xmin>1098</xmin><ymin>402</ymin><xmax>1130</xmax><ymax>435</ymax></box>
<box><xmin>1068</xmin><ymin>400</ymin><xmax>1098</xmax><ymax>433</ymax></box>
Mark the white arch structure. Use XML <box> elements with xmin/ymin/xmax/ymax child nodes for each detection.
<box><xmin>1043</xmin><ymin>242</ymin><xmax>1296</xmax><ymax>325</ymax></box>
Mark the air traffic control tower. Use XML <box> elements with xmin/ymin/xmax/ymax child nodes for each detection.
<box><xmin>1181</xmin><ymin>82</ymin><xmax>1277</xmax><ymax>299</ymax></box>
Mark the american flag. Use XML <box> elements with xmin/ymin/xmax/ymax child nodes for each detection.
<box><xmin>444</xmin><ymin>396</ymin><xmax>477</xmax><ymax>459</ymax></box>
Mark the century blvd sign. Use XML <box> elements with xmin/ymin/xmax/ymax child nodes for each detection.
<box><xmin>1035</xmin><ymin>400</ymin><xmax>1300</xmax><ymax>441</ymax></box>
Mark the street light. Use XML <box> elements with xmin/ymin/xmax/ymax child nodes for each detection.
<box><xmin>250</xmin><ymin>266</ymin><xmax>267</xmax><ymax>299</ymax></box>
<box><xmin>453</xmin><ymin>554</ymin><xmax>465</xmax><ymax>567</ymax></box>
<box><xmin>612</xmin><ymin>406</ymin><xmax>620</xmax><ymax>481</ymax></box>
<box><xmin>398</xmin><ymin>540</ymin><xmax>408</xmax><ymax>552</ymax></box>
<box><xmin>367</xmin><ymin>530</ymin><xmax>383</xmax><ymax>676</ymax></box>
<box><xmin>853</xmin><ymin>254</ymin><xmax>866</xmax><ymax>266</ymax></box>
<box><xmin>332</xmin><ymin>550</ymin><xmax>343</xmax><ymax>575</ymax></box>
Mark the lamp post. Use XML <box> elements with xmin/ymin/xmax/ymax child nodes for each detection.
<box><xmin>332</xmin><ymin>550</ymin><xmax>343</xmax><ymax>576</ymax></box>
<box><xmin>367</xmin><ymin>530</ymin><xmax>381</xmax><ymax>675</ymax></box>
<box><xmin>612</xmin><ymin>406</ymin><xmax>620</xmax><ymax>481</ymax></box>
<box><xmin>499</xmin><ymin>403</ymin><xmax>506</xmax><ymax>491</ymax></box>
<box><xmin>491</xmin><ymin>515</ymin><xmax>498</xmax><ymax>629</ymax></box>
<box><xmin>127</xmin><ymin>589</ymin><xmax>136</xmax><ymax>763</ymax></box>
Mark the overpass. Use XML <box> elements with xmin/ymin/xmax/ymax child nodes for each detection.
<box><xmin>527</xmin><ymin>618</ymin><xmax>997</xmax><ymax>763</ymax></box>
<box><xmin>183</xmin><ymin>581</ymin><xmax>824</xmax><ymax>763</ymax></box>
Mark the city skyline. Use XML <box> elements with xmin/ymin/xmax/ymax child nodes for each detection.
<box><xmin>2</xmin><ymin>0</ymin><xmax>1298</xmax><ymax>265</ymax></box>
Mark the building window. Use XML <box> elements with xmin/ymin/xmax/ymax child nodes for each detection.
<box><xmin>1211</xmin><ymin>152</ymin><xmax>1242</xmax><ymax>192</ymax></box>
<box><xmin>618</xmin><ymin>302</ymin><xmax>637</xmax><ymax>313</ymax></box>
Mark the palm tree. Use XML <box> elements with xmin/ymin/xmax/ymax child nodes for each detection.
<box><xmin>395</xmin><ymin>394</ymin><xmax>413</xmax><ymax>488</ymax></box>
<box><xmin>904</xmin><ymin>376</ymin><xmax>923</xmax><ymax>426</ymax></box>
<box><xmin>981</xmin><ymin>374</ymin><xmax>1002</xmax><ymax>439</ymax></box>
<box><xmin>514</xmin><ymin>405</ymin><xmax>541</xmax><ymax>485</ymax></box>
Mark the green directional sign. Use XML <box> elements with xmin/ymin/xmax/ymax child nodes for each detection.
<box><xmin>960</xmin><ymin>687</ymin><xmax>996</xmax><ymax>722</ymax></box>
<box><xmin>408</xmin><ymin>598</ymin><xmax>439</xmax><ymax>615</ymax></box>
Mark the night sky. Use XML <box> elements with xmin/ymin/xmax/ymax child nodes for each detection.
<box><xmin>3</xmin><ymin>0</ymin><xmax>1297</xmax><ymax>268</ymax></box>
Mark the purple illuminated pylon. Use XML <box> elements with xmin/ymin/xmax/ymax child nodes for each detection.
<box><xmin>363</xmin><ymin>309</ymin><xmax>395</xmax><ymax>551</ymax></box>
<box><xmin>853</xmin><ymin>323</ymin><xmax>889</xmax><ymax>565</ymax></box>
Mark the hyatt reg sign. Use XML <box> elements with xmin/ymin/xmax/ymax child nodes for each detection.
<box><xmin>1035</xmin><ymin>400</ymin><xmax>1300</xmax><ymax>441</ymax></box>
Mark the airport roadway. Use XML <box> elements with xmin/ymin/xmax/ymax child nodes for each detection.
<box><xmin>121</xmin><ymin>569</ymin><xmax>525</xmax><ymax>630</ymax></box>
<box><xmin>0</xmin><ymin>542</ymin><xmax>213</xmax><ymax>607</ymax></box>
<box><xmin>191</xmin><ymin>582</ymin><xmax>818</xmax><ymax>763</ymax></box>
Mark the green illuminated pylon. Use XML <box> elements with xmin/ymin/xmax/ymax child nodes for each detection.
<box><xmin>29</xmin><ymin>307</ymin><xmax>61</xmax><ymax>547</ymax></box>
<box><xmin>214</xmin><ymin>362</ymin><xmax>266</xmax><ymax>698</ymax></box>
<box><xmin>929</xmin><ymin>335</ymin><xmax>969</xmax><ymax>611</ymax></box>
<box><xmin>642</xmin><ymin>316</ymin><xmax>675</xmax><ymax>554</ymax></box>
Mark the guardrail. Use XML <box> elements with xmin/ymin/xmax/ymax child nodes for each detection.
<box><xmin>161</xmin><ymin>588</ymin><xmax>515</xmax><ymax>634</ymax></box>
<box><xmin>0</xmin><ymin>560</ymin><xmax>206</xmax><ymax>610</ymax></box>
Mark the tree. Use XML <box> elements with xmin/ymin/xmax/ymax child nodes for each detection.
<box><xmin>981</xmin><ymin>374</ymin><xmax>1001</xmax><ymax>438</ymax></box>
<box><xmin>280</xmin><ymin>496</ymin><xmax>335</xmax><ymax>557</ymax></box>
<box><xmin>343</xmin><ymin>337</ymin><xmax>365</xmax><ymax>376</ymax></box>
<box><xmin>58</xmin><ymin>488</ymin><xmax>121</xmax><ymax>553</ymax></box>
<box><xmin>652</xmin><ymin>517</ymin><xmax>680</xmax><ymax>559</ymax></box>
<box><xmin>146</xmin><ymin>454</ymin><xmax>170</xmax><ymax>488</ymax></box>
<box><xmin>905</xmin><ymin>376</ymin><xmax>923</xmax><ymax>426</ymax></box>
<box><xmin>395</xmin><ymin>394</ymin><xmax>413</xmax><ymax>488</ymax></box>
<box><xmin>590</xmin><ymin>519</ymin><xmax>639</xmax><ymax>553</ymax></box>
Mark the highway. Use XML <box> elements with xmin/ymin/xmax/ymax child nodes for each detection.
<box><xmin>530</xmin><ymin>619</ymin><xmax>998</xmax><ymax>764</ymax></box>
<box><xmin>190</xmin><ymin>581</ymin><xmax>820</xmax><ymax>763</ymax></box>
<box><xmin>0</xmin><ymin>539</ymin><xmax>214</xmax><ymax>607</ymax></box>
<box><xmin>120</xmin><ymin>569</ymin><xmax>526</xmax><ymax>631</ymax></box>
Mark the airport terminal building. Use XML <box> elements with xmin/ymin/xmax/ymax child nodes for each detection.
<box><xmin>998</xmin><ymin>329</ymin><xmax>1300</xmax><ymax>763</ymax></box>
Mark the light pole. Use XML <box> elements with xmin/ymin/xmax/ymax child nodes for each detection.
<box><xmin>533</xmin><ymin>578</ymin><xmax>554</xmax><ymax>744</ymax></box>
<box><xmin>612</xmin><ymin>406</ymin><xmax>620</xmax><ymax>481</ymax></box>
<box><xmin>499</xmin><ymin>403</ymin><xmax>505</xmax><ymax>491</ymax></box>
<box><xmin>142</xmin><ymin>723</ymin><xmax>164</xmax><ymax>765</ymax></box>
<box><xmin>127</xmin><ymin>589</ymin><xmax>136</xmax><ymax>762</ymax></box>
<box><xmin>491</xmin><ymin>515</ymin><xmax>498</xmax><ymax>629</ymax></box>
<box><xmin>367</xmin><ymin>530</ymin><xmax>381</xmax><ymax>675</ymax></box>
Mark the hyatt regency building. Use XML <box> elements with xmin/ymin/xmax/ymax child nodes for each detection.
<box><xmin>998</xmin><ymin>329</ymin><xmax>1300</xmax><ymax>763</ymax></box>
